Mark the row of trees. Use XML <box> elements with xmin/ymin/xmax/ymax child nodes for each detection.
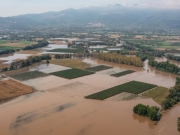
<box><xmin>166</xmin><ymin>54</ymin><xmax>180</xmax><ymax>62</ymax></box>
<box><xmin>22</xmin><ymin>40</ymin><xmax>49</xmax><ymax>50</ymax></box>
<box><xmin>91</xmin><ymin>52</ymin><xmax>143</xmax><ymax>67</ymax></box>
<box><xmin>0</xmin><ymin>49</ymin><xmax>17</xmax><ymax>55</ymax></box>
<box><xmin>133</xmin><ymin>104</ymin><xmax>161</xmax><ymax>121</ymax></box>
<box><xmin>161</xmin><ymin>77</ymin><xmax>180</xmax><ymax>110</ymax></box>
<box><xmin>126</xmin><ymin>41</ymin><xmax>165</xmax><ymax>57</ymax></box>
<box><xmin>9</xmin><ymin>54</ymin><xmax>51</xmax><ymax>70</ymax></box>
<box><xmin>149</xmin><ymin>60</ymin><xmax>180</xmax><ymax>74</ymax></box>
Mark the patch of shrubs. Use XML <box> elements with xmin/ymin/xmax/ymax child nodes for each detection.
<box><xmin>133</xmin><ymin>104</ymin><xmax>162</xmax><ymax>121</ymax></box>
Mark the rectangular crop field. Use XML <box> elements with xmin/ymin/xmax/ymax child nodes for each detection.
<box><xmin>51</xmin><ymin>68</ymin><xmax>94</xmax><ymax>79</ymax></box>
<box><xmin>111</xmin><ymin>70</ymin><xmax>135</xmax><ymax>77</ymax></box>
<box><xmin>48</xmin><ymin>48</ymin><xmax>81</xmax><ymax>53</ymax></box>
<box><xmin>85</xmin><ymin>65</ymin><xmax>112</xmax><ymax>72</ymax></box>
<box><xmin>142</xmin><ymin>86</ymin><xmax>169</xmax><ymax>104</ymax></box>
<box><xmin>11</xmin><ymin>71</ymin><xmax>49</xmax><ymax>81</ymax></box>
<box><xmin>85</xmin><ymin>81</ymin><xmax>157</xmax><ymax>100</ymax></box>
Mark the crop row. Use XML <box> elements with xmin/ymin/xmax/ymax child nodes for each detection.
<box><xmin>85</xmin><ymin>81</ymin><xmax>157</xmax><ymax>100</ymax></box>
<box><xmin>51</xmin><ymin>68</ymin><xmax>94</xmax><ymax>79</ymax></box>
<box><xmin>111</xmin><ymin>70</ymin><xmax>135</xmax><ymax>77</ymax></box>
<box><xmin>85</xmin><ymin>65</ymin><xmax>112</xmax><ymax>72</ymax></box>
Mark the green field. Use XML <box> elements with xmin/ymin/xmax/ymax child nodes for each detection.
<box><xmin>85</xmin><ymin>81</ymin><xmax>157</xmax><ymax>100</ymax></box>
<box><xmin>48</xmin><ymin>48</ymin><xmax>82</xmax><ymax>53</ymax></box>
<box><xmin>0</xmin><ymin>40</ymin><xmax>8</xmax><ymax>44</ymax></box>
<box><xmin>0</xmin><ymin>40</ymin><xmax>36</xmax><ymax>50</ymax></box>
<box><xmin>0</xmin><ymin>46</ymin><xmax>21</xmax><ymax>50</ymax></box>
<box><xmin>11</xmin><ymin>71</ymin><xmax>49</xmax><ymax>81</ymax></box>
<box><xmin>51</xmin><ymin>68</ymin><xmax>94</xmax><ymax>79</ymax></box>
<box><xmin>86</xmin><ymin>65</ymin><xmax>112</xmax><ymax>72</ymax></box>
<box><xmin>111</xmin><ymin>70</ymin><xmax>135</xmax><ymax>77</ymax></box>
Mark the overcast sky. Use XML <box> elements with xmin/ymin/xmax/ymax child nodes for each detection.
<box><xmin>0</xmin><ymin>0</ymin><xmax>180</xmax><ymax>17</ymax></box>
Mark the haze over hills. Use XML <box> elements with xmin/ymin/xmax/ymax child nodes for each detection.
<box><xmin>1</xmin><ymin>5</ymin><xmax>180</xmax><ymax>31</ymax></box>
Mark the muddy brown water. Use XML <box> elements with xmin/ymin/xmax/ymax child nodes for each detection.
<box><xmin>0</xmin><ymin>58</ymin><xmax>180</xmax><ymax>135</ymax></box>
<box><xmin>0</xmin><ymin>91</ymin><xmax>179</xmax><ymax>135</ymax></box>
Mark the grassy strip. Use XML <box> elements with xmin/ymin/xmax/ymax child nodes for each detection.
<box><xmin>50</xmin><ymin>59</ymin><xmax>90</xmax><ymax>69</ymax></box>
<box><xmin>85</xmin><ymin>81</ymin><xmax>157</xmax><ymax>100</ymax></box>
<box><xmin>51</xmin><ymin>68</ymin><xmax>94</xmax><ymax>79</ymax></box>
<box><xmin>86</xmin><ymin>65</ymin><xmax>112</xmax><ymax>72</ymax></box>
<box><xmin>111</xmin><ymin>70</ymin><xmax>135</xmax><ymax>77</ymax></box>
<box><xmin>142</xmin><ymin>86</ymin><xmax>169</xmax><ymax>104</ymax></box>
<box><xmin>11</xmin><ymin>71</ymin><xmax>49</xmax><ymax>81</ymax></box>
<box><xmin>48</xmin><ymin>48</ymin><xmax>82</xmax><ymax>53</ymax></box>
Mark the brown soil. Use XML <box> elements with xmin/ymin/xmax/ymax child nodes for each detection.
<box><xmin>16</xmin><ymin>49</ymin><xmax>44</xmax><ymax>54</ymax></box>
<box><xmin>36</xmin><ymin>38</ymin><xmax>44</xmax><ymax>41</ymax></box>
<box><xmin>50</xmin><ymin>41</ymin><xmax>67</xmax><ymax>45</ymax></box>
<box><xmin>0</xmin><ymin>79</ymin><xmax>34</xmax><ymax>102</ymax></box>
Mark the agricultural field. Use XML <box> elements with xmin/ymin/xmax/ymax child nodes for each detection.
<box><xmin>11</xmin><ymin>71</ymin><xmax>49</xmax><ymax>81</ymax></box>
<box><xmin>85</xmin><ymin>81</ymin><xmax>157</xmax><ymax>100</ymax></box>
<box><xmin>50</xmin><ymin>59</ymin><xmax>91</xmax><ymax>69</ymax></box>
<box><xmin>142</xmin><ymin>86</ymin><xmax>169</xmax><ymax>104</ymax></box>
<box><xmin>48</xmin><ymin>48</ymin><xmax>82</xmax><ymax>53</ymax></box>
<box><xmin>0</xmin><ymin>40</ymin><xmax>37</xmax><ymax>50</ymax></box>
<box><xmin>0</xmin><ymin>79</ymin><xmax>33</xmax><ymax>102</ymax></box>
<box><xmin>111</xmin><ymin>70</ymin><xmax>135</xmax><ymax>77</ymax></box>
<box><xmin>51</xmin><ymin>68</ymin><xmax>94</xmax><ymax>79</ymax></box>
<box><xmin>125</xmin><ymin>38</ymin><xmax>180</xmax><ymax>50</ymax></box>
<box><xmin>85</xmin><ymin>65</ymin><xmax>112</xmax><ymax>72</ymax></box>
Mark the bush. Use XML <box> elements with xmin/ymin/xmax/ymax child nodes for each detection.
<box><xmin>133</xmin><ymin>104</ymin><xmax>161</xmax><ymax>121</ymax></box>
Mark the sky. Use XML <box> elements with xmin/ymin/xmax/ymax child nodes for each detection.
<box><xmin>0</xmin><ymin>0</ymin><xmax>180</xmax><ymax>17</ymax></box>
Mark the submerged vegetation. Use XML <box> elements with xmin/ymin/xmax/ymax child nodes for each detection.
<box><xmin>85</xmin><ymin>81</ymin><xmax>157</xmax><ymax>100</ymax></box>
<box><xmin>111</xmin><ymin>70</ymin><xmax>135</xmax><ymax>77</ymax></box>
<box><xmin>51</xmin><ymin>68</ymin><xmax>94</xmax><ymax>79</ymax></box>
<box><xmin>11</xmin><ymin>71</ymin><xmax>49</xmax><ymax>81</ymax></box>
<box><xmin>133</xmin><ymin>104</ymin><xmax>161</xmax><ymax>121</ymax></box>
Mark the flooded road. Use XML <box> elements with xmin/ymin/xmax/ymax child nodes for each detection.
<box><xmin>0</xmin><ymin>58</ymin><xmax>180</xmax><ymax>135</ymax></box>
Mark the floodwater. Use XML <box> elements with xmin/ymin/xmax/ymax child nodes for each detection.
<box><xmin>0</xmin><ymin>54</ymin><xmax>31</xmax><ymax>64</ymax></box>
<box><xmin>0</xmin><ymin>90</ymin><xmax>179</xmax><ymax>135</ymax></box>
<box><xmin>83</xmin><ymin>58</ymin><xmax>176</xmax><ymax>88</ymax></box>
<box><xmin>107</xmin><ymin>48</ymin><xmax>122</xmax><ymax>51</ymax></box>
<box><xmin>0</xmin><ymin>58</ymin><xmax>180</xmax><ymax>135</ymax></box>
<box><xmin>42</xmin><ymin>44</ymin><xmax>68</xmax><ymax>50</ymax></box>
<box><xmin>155</xmin><ymin>57</ymin><xmax>180</xmax><ymax>67</ymax></box>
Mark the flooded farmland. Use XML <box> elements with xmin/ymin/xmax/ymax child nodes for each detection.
<box><xmin>0</xmin><ymin>58</ymin><xmax>180</xmax><ymax>135</ymax></box>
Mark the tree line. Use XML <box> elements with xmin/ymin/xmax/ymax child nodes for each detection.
<box><xmin>133</xmin><ymin>104</ymin><xmax>161</xmax><ymax>121</ymax></box>
<box><xmin>0</xmin><ymin>49</ymin><xmax>17</xmax><ymax>55</ymax></box>
<box><xmin>9</xmin><ymin>55</ymin><xmax>51</xmax><ymax>70</ymax></box>
<box><xmin>22</xmin><ymin>40</ymin><xmax>49</xmax><ymax>50</ymax></box>
<box><xmin>161</xmin><ymin>77</ymin><xmax>180</xmax><ymax>110</ymax></box>
<box><xmin>149</xmin><ymin>60</ymin><xmax>180</xmax><ymax>74</ymax></box>
<box><xmin>166</xmin><ymin>54</ymin><xmax>180</xmax><ymax>62</ymax></box>
<box><xmin>91</xmin><ymin>52</ymin><xmax>143</xmax><ymax>67</ymax></box>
